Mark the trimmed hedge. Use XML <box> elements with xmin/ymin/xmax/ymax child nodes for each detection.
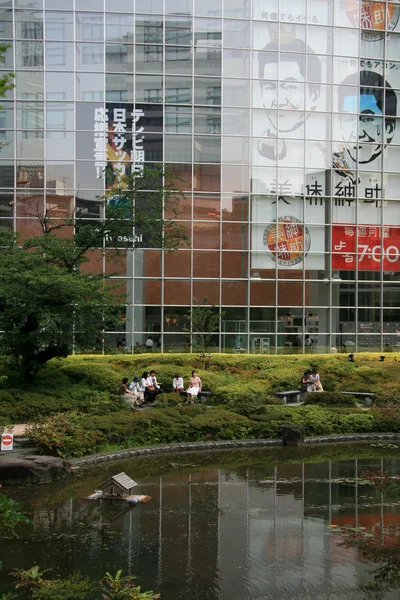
<box><xmin>30</xmin><ymin>404</ymin><xmax>395</xmax><ymax>458</ymax></box>
<box><xmin>303</xmin><ymin>391</ymin><xmax>358</xmax><ymax>408</ymax></box>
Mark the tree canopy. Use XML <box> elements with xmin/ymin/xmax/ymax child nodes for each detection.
<box><xmin>0</xmin><ymin>167</ymin><xmax>187</xmax><ymax>379</ymax></box>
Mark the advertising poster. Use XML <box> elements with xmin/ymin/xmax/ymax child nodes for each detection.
<box><xmin>251</xmin><ymin>1</ymin><xmax>400</xmax><ymax>271</ymax></box>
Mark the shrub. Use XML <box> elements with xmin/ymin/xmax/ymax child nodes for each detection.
<box><xmin>32</xmin><ymin>573</ymin><xmax>92</xmax><ymax>600</ymax></box>
<box><xmin>57</xmin><ymin>363</ymin><xmax>121</xmax><ymax>394</ymax></box>
<box><xmin>30</xmin><ymin>412</ymin><xmax>104</xmax><ymax>458</ymax></box>
<box><xmin>304</xmin><ymin>392</ymin><xmax>358</xmax><ymax>408</ymax></box>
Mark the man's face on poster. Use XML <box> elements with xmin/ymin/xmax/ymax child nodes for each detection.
<box><xmin>260</xmin><ymin>60</ymin><xmax>319</xmax><ymax>134</ymax></box>
<box><xmin>341</xmin><ymin>91</ymin><xmax>395</xmax><ymax>164</ymax></box>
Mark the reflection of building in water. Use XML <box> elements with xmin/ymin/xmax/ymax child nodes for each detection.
<box><xmin>25</xmin><ymin>458</ymin><xmax>400</xmax><ymax>598</ymax></box>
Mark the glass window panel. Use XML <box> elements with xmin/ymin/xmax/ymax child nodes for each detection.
<box><xmin>0</xmin><ymin>162</ymin><xmax>14</xmax><ymax>188</ymax></box>
<box><xmin>307</xmin><ymin>24</ymin><xmax>333</xmax><ymax>54</ymax></box>
<box><xmin>165</xmin><ymin>163</ymin><xmax>193</xmax><ymax>194</ymax></box>
<box><xmin>223</xmin><ymin>19</ymin><xmax>250</xmax><ymax>48</ymax></box>
<box><xmin>105</xmin><ymin>0</ymin><xmax>132</xmax><ymax>10</ymax></box>
<box><xmin>193</xmin><ymin>164</ymin><xmax>220</xmax><ymax>191</ymax></box>
<box><xmin>0</xmin><ymin>130</ymin><xmax>13</xmax><ymax>158</ymax></box>
<box><xmin>76</xmin><ymin>0</ymin><xmax>103</xmax><ymax>8</ymax></box>
<box><xmin>387</xmin><ymin>33</ymin><xmax>400</xmax><ymax>61</ymax></box>
<box><xmin>222</xmin><ymin>223</ymin><xmax>248</xmax><ymax>250</ymax></box>
<box><xmin>193</xmin><ymin>222</ymin><xmax>220</xmax><ymax>249</ymax></box>
<box><xmin>194</xmin><ymin>107</ymin><xmax>220</xmax><ymax>134</ymax></box>
<box><xmin>165</xmin><ymin>46</ymin><xmax>192</xmax><ymax>75</ymax></box>
<box><xmin>222</xmin><ymin>78</ymin><xmax>249</xmax><ymax>107</ymax></box>
<box><xmin>134</xmin><ymin>74</ymin><xmax>162</xmax><ymax>102</ymax></box>
<box><xmin>222</xmin><ymin>107</ymin><xmax>249</xmax><ymax>135</ymax></box>
<box><xmin>223</xmin><ymin>49</ymin><xmax>250</xmax><ymax>78</ymax></box>
<box><xmin>0</xmin><ymin>42</ymin><xmax>13</xmax><ymax>68</ymax></box>
<box><xmin>16</xmin><ymin>131</ymin><xmax>44</xmax><ymax>160</ymax></box>
<box><xmin>165</xmin><ymin>134</ymin><xmax>192</xmax><ymax>162</ymax></box>
<box><xmin>222</xmin><ymin>251</ymin><xmax>248</xmax><ymax>278</ymax></box>
<box><xmin>134</xmin><ymin>280</ymin><xmax>162</xmax><ymax>305</ymax></box>
<box><xmin>0</xmin><ymin>102</ymin><xmax>13</xmax><ymax>130</ymax></box>
<box><xmin>164</xmin><ymin>279</ymin><xmax>191</xmax><ymax>304</ymax></box>
<box><xmin>222</xmin><ymin>165</ymin><xmax>248</xmax><ymax>193</ymax></box>
<box><xmin>134</xmin><ymin>306</ymin><xmax>162</xmax><ymax>333</ymax></box>
<box><xmin>334</xmin><ymin>27</ymin><xmax>359</xmax><ymax>57</ymax></box>
<box><xmin>16</xmin><ymin>101</ymin><xmax>44</xmax><ymax>129</ymax></box>
<box><xmin>165</xmin><ymin>0</ymin><xmax>192</xmax><ymax>15</ymax></box>
<box><xmin>0</xmin><ymin>193</ymin><xmax>13</xmax><ymax>218</ymax></box>
<box><xmin>165</xmin><ymin>76</ymin><xmax>191</xmax><ymax>103</ymax></box>
<box><xmin>45</xmin><ymin>41</ymin><xmax>74</xmax><ymax>69</ymax></box>
<box><xmin>165</xmin><ymin>106</ymin><xmax>192</xmax><ymax>133</ymax></box>
<box><xmin>164</xmin><ymin>250</ymin><xmax>191</xmax><ymax>277</ymax></box>
<box><xmin>105</xmin><ymin>13</ymin><xmax>134</xmax><ymax>42</ymax></box>
<box><xmin>76</xmin><ymin>73</ymin><xmax>104</xmax><ymax>101</ymax></box>
<box><xmin>46</xmin><ymin>0</ymin><xmax>73</xmax><ymax>8</ymax></box>
<box><xmin>76</xmin><ymin>42</ymin><xmax>104</xmax><ymax>71</ymax></box>
<box><xmin>193</xmin><ymin>280</ymin><xmax>220</xmax><ymax>304</ymax></box>
<box><xmin>76</xmin><ymin>160</ymin><xmax>105</xmax><ymax>190</ymax></box>
<box><xmin>0</xmin><ymin>8</ymin><xmax>13</xmax><ymax>39</ymax></box>
<box><xmin>135</xmin><ymin>14</ymin><xmax>163</xmax><ymax>43</ymax></box>
<box><xmin>165</xmin><ymin>15</ymin><xmax>192</xmax><ymax>45</ymax></box>
<box><xmin>223</xmin><ymin>136</ymin><xmax>249</xmax><ymax>164</ymax></box>
<box><xmin>45</xmin><ymin>11</ymin><xmax>74</xmax><ymax>41</ymax></box>
<box><xmin>76</xmin><ymin>12</ymin><xmax>104</xmax><ymax>42</ymax></box>
<box><xmin>46</xmin><ymin>102</ymin><xmax>74</xmax><ymax>130</ymax></box>
<box><xmin>136</xmin><ymin>44</ymin><xmax>163</xmax><ymax>73</ymax></box>
<box><xmin>16</xmin><ymin>72</ymin><xmax>44</xmax><ymax>101</ymax></box>
<box><xmin>194</xmin><ymin>0</ymin><xmax>221</xmax><ymax>17</ymax></box>
<box><xmin>16</xmin><ymin>162</ymin><xmax>44</xmax><ymax>188</ymax></box>
<box><xmin>46</xmin><ymin>161</ymin><xmax>74</xmax><ymax>189</ymax></box>
<box><xmin>106</xmin><ymin>74</ymin><xmax>133</xmax><ymax>103</ymax></box>
<box><xmin>193</xmin><ymin>193</ymin><xmax>220</xmax><ymax>220</ymax></box>
<box><xmin>194</xmin><ymin>136</ymin><xmax>220</xmax><ymax>162</ymax></box>
<box><xmin>194</xmin><ymin>78</ymin><xmax>221</xmax><ymax>105</ymax></box>
<box><xmin>46</xmin><ymin>131</ymin><xmax>74</xmax><ymax>160</ymax></box>
<box><xmin>222</xmin><ymin>280</ymin><xmax>247</xmax><ymax>305</ymax></box>
<box><xmin>15</xmin><ymin>9</ymin><xmax>43</xmax><ymax>39</ymax></box>
<box><xmin>223</xmin><ymin>0</ymin><xmax>250</xmax><ymax>19</ymax></box>
<box><xmin>16</xmin><ymin>41</ymin><xmax>44</xmax><ymax>68</ymax></box>
<box><xmin>222</xmin><ymin>193</ymin><xmax>248</xmax><ymax>221</ymax></box>
<box><xmin>194</xmin><ymin>47</ymin><xmax>221</xmax><ymax>76</ymax></box>
<box><xmin>194</xmin><ymin>17</ymin><xmax>222</xmax><ymax>46</ymax></box>
<box><xmin>106</xmin><ymin>44</ymin><xmax>134</xmax><ymax>72</ymax></box>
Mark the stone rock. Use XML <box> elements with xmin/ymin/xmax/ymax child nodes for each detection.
<box><xmin>279</xmin><ymin>424</ymin><xmax>305</xmax><ymax>447</ymax></box>
<box><xmin>0</xmin><ymin>455</ymin><xmax>70</xmax><ymax>485</ymax></box>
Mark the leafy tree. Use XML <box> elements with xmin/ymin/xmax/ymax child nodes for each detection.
<box><xmin>185</xmin><ymin>297</ymin><xmax>222</xmax><ymax>354</ymax></box>
<box><xmin>0</xmin><ymin>166</ymin><xmax>187</xmax><ymax>380</ymax></box>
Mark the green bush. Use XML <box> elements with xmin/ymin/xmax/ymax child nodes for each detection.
<box><xmin>304</xmin><ymin>391</ymin><xmax>358</xmax><ymax>408</ymax></box>
<box><xmin>32</xmin><ymin>573</ymin><xmax>92</xmax><ymax>600</ymax></box>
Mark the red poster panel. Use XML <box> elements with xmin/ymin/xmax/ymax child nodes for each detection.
<box><xmin>332</xmin><ymin>224</ymin><xmax>400</xmax><ymax>271</ymax></box>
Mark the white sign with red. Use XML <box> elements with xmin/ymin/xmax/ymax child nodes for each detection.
<box><xmin>1</xmin><ymin>433</ymin><xmax>14</xmax><ymax>451</ymax></box>
<box><xmin>332</xmin><ymin>224</ymin><xmax>400</xmax><ymax>271</ymax></box>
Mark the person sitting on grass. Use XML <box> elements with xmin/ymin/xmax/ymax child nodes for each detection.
<box><xmin>119</xmin><ymin>377</ymin><xmax>140</xmax><ymax>409</ymax></box>
<box><xmin>186</xmin><ymin>370</ymin><xmax>202</xmax><ymax>403</ymax></box>
<box><xmin>141</xmin><ymin>371</ymin><xmax>157</xmax><ymax>403</ymax></box>
<box><xmin>173</xmin><ymin>373</ymin><xmax>184</xmax><ymax>393</ymax></box>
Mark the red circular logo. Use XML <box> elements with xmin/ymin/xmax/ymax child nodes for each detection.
<box><xmin>2</xmin><ymin>435</ymin><xmax>12</xmax><ymax>446</ymax></box>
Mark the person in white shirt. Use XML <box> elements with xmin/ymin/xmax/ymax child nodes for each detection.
<box><xmin>145</xmin><ymin>336</ymin><xmax>154</xmax><ymax>349</ymax></box>
<box><xmin>141</xmin><ymin>371</ymin><xmax>156</xmax><ymax>403</ymax></box>
<box><xmin>149</xmin><ymin>370</ymin><xmax>161</xmax><ymax>398</ymax></box>
<box><xmin>129</xmin><ymin>376</ymin><xmax>144</xmax><ymax>404</ymax></box>
<box><xmin>309</xmin><ymin>368</ymin><xmax>323</xmax><ymax>392</ymax></box>
<box><xmin>173</xmin><ymin>374</ymin><xmax>184</xmax><ymax>393</ymax></box>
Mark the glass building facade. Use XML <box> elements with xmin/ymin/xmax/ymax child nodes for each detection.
<box><xmin>1</xmin><ymin>0</ymin><xmax>400</xmax><ymax>354</ymax></box>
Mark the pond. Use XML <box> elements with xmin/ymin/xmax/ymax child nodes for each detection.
<box><xmin>1</xmin><ymin>443</ymin><xmax>400</xmax><ymax>600</ymax></box>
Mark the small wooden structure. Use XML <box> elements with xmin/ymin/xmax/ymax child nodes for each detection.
<box><xmin>86</xmin><ymin>472</ymin><xmax>151</xmax><ymax>504</ymax></box>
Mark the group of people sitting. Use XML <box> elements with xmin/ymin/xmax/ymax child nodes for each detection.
<box><xmin>119</xmin><ymin>370</ymin><xmax>162</xmax><ymax>408</ymax></box>
<box><xmin>300</xmin><ymin>368</ymin><xmax>323</xmax><ymax>393</ymax></box>
<box><xmin>119</xmin><ymin>370</ymin><xmax>203</xmax><ymax>409</ymax></box>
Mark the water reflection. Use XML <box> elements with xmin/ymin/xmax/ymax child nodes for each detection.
<box><xmin>1</xmin><ymin>454</ymin><xmax>400</xmax><ymax>599</ymax></box>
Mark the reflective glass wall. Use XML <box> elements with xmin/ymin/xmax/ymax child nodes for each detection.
<box><xmin>1</xmin><ymin>0</ymin><xmax>400</xmax><ymax>354</ymax></box>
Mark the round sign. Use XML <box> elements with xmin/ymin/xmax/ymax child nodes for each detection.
<box><xmin>263</xmin><ymin>217</ymin><xmax>311</xmax><ymax>267</ymax></box>
<box><xmin>2</xmin><ymin>434</ymin><xmax>12</xmax><ymax>446</ymax></box>
<box><xmin>346</xmin><ymin>1</ymin><xmax>400</xmax><ymax>41</ymax></box>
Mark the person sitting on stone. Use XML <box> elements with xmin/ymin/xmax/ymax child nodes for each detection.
<box><xmin>129</xmin><ymin>376</ymin><xmax>144</xmax><ymax>404</ymax></box>
<box><xmin>141</xmin><ymin>371</ymin><xmax>157</xmax><ymax>403</ymax></box>
<box><xmin>173</xmin><ymin>373</ymin><xmax>184</xmax><ymax>394</ymax></box>
<box><xmin>300</xmin><ymin>370</ymin><xmax>311</xmax><ymax>394</ymax></box>
<box><xmin>119</xmin><ymin>377</ymin><xmax>140</xmax><ymax>409</ymax></box>
<box><xmin>186</xmin><ymin>370</ymin><xmax>202</xmax><ymax>403</ymax></box>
